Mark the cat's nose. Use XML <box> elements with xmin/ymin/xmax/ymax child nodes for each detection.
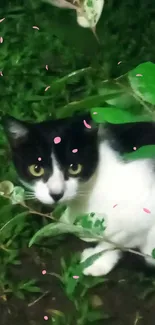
<box><xmin>49</xmin><ymin>191</ymin><xmax>64</xmax><ymax>202</ymax></box>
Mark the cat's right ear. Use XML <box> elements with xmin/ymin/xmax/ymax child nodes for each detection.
<box><xmin>2</xmin><ymin>115</ymin><xmax>29</xmax><ymax>148</ymax></box>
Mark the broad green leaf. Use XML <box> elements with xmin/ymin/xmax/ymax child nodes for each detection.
<box><xmin>98</xmin><ymin>81</ymin><xmax>142</xmax><ymax>112</ymax></box>
<box><xmin>91</xmin><ymin>107</ymin><xmax>151</xmax><ymax>124</ymax></box>
<box><xmin>29</xmin><ymin>222</ymin><xmax>94</xmax><ymax>247</ymax></box>
<box><xmin>124</xmin><ymin>145</ymin><xmax>155</xmax><ymax>160</ymax></box>
<box><xmin>128</xmin><ymin>62</ymin><xmax>155</xmax><ymax>104</ymax></box>
<box><xmin>57</xmin><ymin>93</ymin><xmax>122</xmax><ymax>118</ymax></box>
<box><xmin>98</xmin><ymin>81</ymin><xmax>123</xmax><ymax>96</ymax></box>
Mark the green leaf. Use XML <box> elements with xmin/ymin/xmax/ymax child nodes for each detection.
<box><xmin>0</xmin><ymin>181</ymin><xmax>14</xmax><ymax>195</ymax></box>
<box><xmin>29</xmin><ymin>222</ymin><xmax>93</xmax><ymax>247</ymax></box>
<box><xmin>152</xmin><ymin>248</ymin><xmax>155</xmax><ymax>259</ymax></box>
<box><xmin>81</xmin><ymin>251</ymin><xmax>103</xmax><ymax>269</ymax></box>
<box><xmin>56</xmin><ymin>93</ymin><xmax>122</xmax><ymax>118</ymax></box>
<box><xmin>91</xmin><ymin>107</ymin><xmax>151</xmax><ymax>124</ymax></box>
<box><xmin>10</xmin><ymin>186</ymin><xmax>25</xmax><ymax>204</ymax></box>
<box><xmin>63</xmin><ymin>252</ymin><xmax>103</xmax><ymax>297</ymax></box>
<box><xmin>0</xmin><ymin>211</ymin><xmax>29</xmax><ymax>235</ymax></box>
<box><xmin>128</xmin><ymin>62</ymin><xmax>155</xmax><ymax>104</ymax></box>
<box><xmin>124</xmin><ymin>145</ymin><xmax>155</xmax><ymax>160</ymax></box>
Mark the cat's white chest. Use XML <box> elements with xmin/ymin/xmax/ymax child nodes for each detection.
<box><xmin>68</xmin><ymin>142</ymin><xmax>155</xmax><ymax>247</ymax></box>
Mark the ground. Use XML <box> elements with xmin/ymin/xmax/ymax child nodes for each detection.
<box><xmin>1</xmin><ymin>236</ymin><xmax>155</xmax><ymax>325</ymax></box>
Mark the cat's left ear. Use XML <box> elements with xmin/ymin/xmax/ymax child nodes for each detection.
<box><xmin>2</xmin><ymin>115</ymin><xmax>29</xmax><ymax>148</ymax></box>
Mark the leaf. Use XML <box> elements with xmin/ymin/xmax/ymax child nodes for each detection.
<box><xmin>25</xmin><ymin>95</ymin><xmax>54</xmax><ymax>102</ymax></box>
<box><xmin>10</xmin><ymin>186</ymin><xmax>25</xmax><ymax>204</ymax></box>
<box><xmin>91</xmin><ymin>106</ymin><xmax>151</xmax><ymax>124</ymax></box>
<box><xmin>42</xmin><ymin>0</ymin><xmax>78</xmax><ymax>10</ymax></box>
<box><xmin>81</xmin><ymin>251</ymin><xmax>103</xmax><ymax>269</ymax></box>
<box><xmin>51</xmin><ymin>67</ymin><xmax>92</xmax><ymax>88</ymax></box>
<box><xmin>124</xmin><ymin>145</ymin><xmax>155</xmax><ymax>160</ymax></box>
<box><xmin>57</xmin><ymin>93</ymin><xmax>122</xmax><ymax>118</ymax></box>
<box><xmin>152</xmin><ymin>248</ymin><xmax>155</xmax><ymax>259</ymax></box>
<box><xmin>128</xmin><ymin>62</ymin><xmax>155</xmax><ymax>105</ymax></box>
<box><xmin>63</xmin><ymin>251</ymin><xmax>103</xmax><ymax>297</ymax></box>
<box><xmin>29</xmin><ymin>222</ymin><xmax>93</xmax><ymax>247</ymax></box>
<box><xmin>0</xmin><ymin>181</ymin><xmax>14</xmax><ymax>195</ymax></box>
<box><xmin>77</xmin><ymin>0</ymin><xmax>104</xmax><ymax>28</ymax></box>
<box><xmin>23</xmin><ymin>286</ymin><xmax>41</xmax><ymax>292</ymax></box>
<box><xmin>0</xmin><ymin>211</ymin><xmax>28</xmax><ymax>237</ymax></box>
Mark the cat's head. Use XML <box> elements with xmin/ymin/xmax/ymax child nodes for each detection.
<box><xmin>2</xmin><ymin>113</ymin><xmax>99</xmax><ymax>205</ymax></box>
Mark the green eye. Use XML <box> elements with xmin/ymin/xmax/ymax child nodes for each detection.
<box><xmin>28</xmin><ymin>164</ymin><xmax>44</xmax><ymax>177</ymax></box>
<box><xmin>68</xmin><ymin>163</ymin><xmax>82</xmax><ymax>176</ymax></box>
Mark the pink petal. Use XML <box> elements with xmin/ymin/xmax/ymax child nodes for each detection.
<box><xmin>0</xmin><ymin>37</ymin><xmax>3</xmax><ymax>43</ymax></box>
<box><xmin>45</xmin><ymin>65</ymin><xmax>48</xmax><ymax>70</ymax></box>
<box><xmin>117</xmin><ymin>61</ymin><xmax>122</xmax><ymax>65</ymax></box>
<box><xmin>133</xmin><ymin>147</ymin><xmax>137</xmax><ymax>151</ymax></box>
<box><xmin>143</xmin><ymin>208</ymin><xmax>151</xmax><ymax>214</ymax></box>
<box><xmin>72</xmin><ymin>149</ymin><xmax>78</xmax><ymax>153</ymax></box>
<box><xmin>73</xmin><ymin>275</ymin><xmax>79</xmax><ymax>279</ymax></box>
<box><xmin>113</xmin><ymin>204</ymin><xmax>118</xmax><ymax>208</ymax></box>
<box><xmin>54</xmin><ymin>137</ymin><xmax>61</xmax><ymax>144</ymax></box>
<box><xmin>44</xmin><ymin>316</ymin><xmax>48</xmax><ymax>320</ymax></box>
<box><xmin>45</xmin><ymin>86</ymin><xmax>50</xmax><ymax>92</ymax></box>
<box><xmin>0</xmin><ymin>18</ymin><xmax>5</xmax><ymax>23</ymax></box>
<box><xmin>0</xmin><ymin>71</ymin><xmax>3</xmax><ymax>76</ymax></box>
<box><xmin>42</xmin><ymin>269</ymin><xmax>47</xmax><ymax>275</ymax></box>
<box><xmin>83</xmin><ymin>119</ymin><xmax>91</xmax><ymax>129</ymax></box>
<box><xmin>32</xmin><ymin>26</ymin><xmax>39</xmax><ymax>30</ymax></box>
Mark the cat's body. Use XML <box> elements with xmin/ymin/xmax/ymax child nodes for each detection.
<box><xmin>3</xmin><ymin>114</ymin><xmax>155</xmax><ymax>276</ymax></box>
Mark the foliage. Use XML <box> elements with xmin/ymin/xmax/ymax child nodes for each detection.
<box><xmin>1</xmin><ymin>0</ymin><xmax>155</xmax><ymax>323</ymax></box>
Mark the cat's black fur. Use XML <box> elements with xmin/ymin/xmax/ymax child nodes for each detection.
<box><xmin>2</xmin><ymin>113</ymin><xmax>155</xmax><ymax>186</ymax></box>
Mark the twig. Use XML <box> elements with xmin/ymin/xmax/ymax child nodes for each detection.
<box><xmin>0</xmin><ymin>193</ymin><xmax>55</xmax><ymax>220</ymax></box>
<box><xmin>1</xmin><ymin>193</ymin><xmax>154</xmax><ymax>261</ymax></box>
<box><xmin>28</xmin><ymin>290</ymin><xmax>50</xmax><ymax>307</ymax></box>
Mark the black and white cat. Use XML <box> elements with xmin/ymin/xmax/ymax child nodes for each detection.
<box><xmin>3</xmin><ymin>113</ymin><xmax>155</xmax><ymax>276</ymax></box>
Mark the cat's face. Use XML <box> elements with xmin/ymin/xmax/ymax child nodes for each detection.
<box><xmin>2</xmin><ymin>114</ymin><xmax>99</xmax><ymax>205</ymax></box>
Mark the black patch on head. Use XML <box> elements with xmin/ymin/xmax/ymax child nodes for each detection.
<box><xmin>105</xmin><ymin>122</ymin><xmax>155</xmax><ymax>154</ymax></box>
<box><xmin>2</xmin><ymin>113</ymin><xmax>99</xmax><ymax>184</ymax></box>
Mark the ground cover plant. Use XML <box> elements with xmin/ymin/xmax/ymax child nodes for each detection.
<box><xmin>1</xmin><ymin>0</ymin><xmax>155</xmax><ymax>324</ymax></box>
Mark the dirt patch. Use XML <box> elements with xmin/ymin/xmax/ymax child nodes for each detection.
<box><xmin>1</xmin><ymin>237</ymin><xmax>155</xmax><ymax>325</ymax></box>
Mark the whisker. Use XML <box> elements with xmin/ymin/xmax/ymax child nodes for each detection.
<box><xmin>25</xmin><ymin>197</ymin><xmax>36</xmax><ymax>200</ymax></box>
<box><xmin>25</xmin><ymin>194</ymin><xmax>35</xmax><ymax>198</ymax></box>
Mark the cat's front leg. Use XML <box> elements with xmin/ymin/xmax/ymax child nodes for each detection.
<box><xmin>81</xmin><ymin>242</ymin><xmax>122</xmax><ymax>276</ymax></box>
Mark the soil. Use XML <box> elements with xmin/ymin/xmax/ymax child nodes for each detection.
<box><xmin>1</xmin><ymin>236</ymin><xmax>155</xmax><ymax>325</ymax></box>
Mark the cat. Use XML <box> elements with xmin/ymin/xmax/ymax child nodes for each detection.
<box><xmin>3</xmin><ymin>113</ymin><xmax>155</xmax><ymax>276</ymax></box>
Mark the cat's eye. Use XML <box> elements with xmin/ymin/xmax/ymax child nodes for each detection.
<box><xmin>28</xmin><ymin>164</ymin><xmax>44</xmax><ymax>177</ymax></box>
<box><xmin>68</xmin><ymin>163</ymin><xmax>82</xmax><ymax>176</ymax></box>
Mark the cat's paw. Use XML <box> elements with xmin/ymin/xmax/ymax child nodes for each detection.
<box><xmin>81</xmin><ymin>247</ymin><xmax>96</xmax><ymax>262</ymax></box>
<box><xmin>81</xmin><ymin>248</ymin><xmax>121</xmax><ymax>277</ymax></box>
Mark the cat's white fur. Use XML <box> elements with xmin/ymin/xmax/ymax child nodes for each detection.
<box><xmin>34</xmin><ymin>141</ymin><xmax>155</xmax><ymax>276</ymax></box>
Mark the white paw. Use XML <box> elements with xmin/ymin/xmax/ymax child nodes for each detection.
<box><xmin>81</xmin><ymin>249</ymin><xmax>121</xmax><ymax>277</ymax></box>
